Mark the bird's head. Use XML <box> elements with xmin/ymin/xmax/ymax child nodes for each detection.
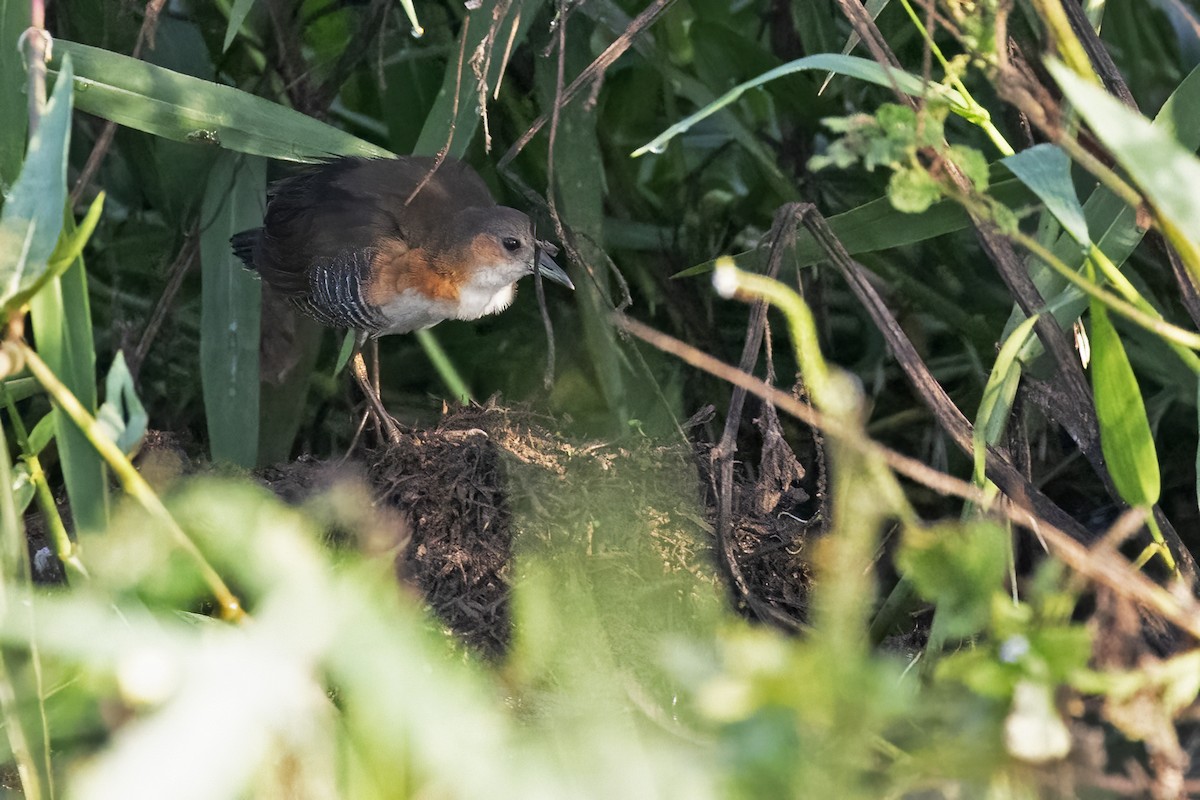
<box><xmin>451</xmin><ymin>206</ymin><xmax>574</xmax><ymax>292</ymax></box>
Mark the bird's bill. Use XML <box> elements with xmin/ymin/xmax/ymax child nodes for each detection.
<box><xmin>535</xmin><ymin>248</ymin><xmax>574</xmax><ymax>290</ymax></box>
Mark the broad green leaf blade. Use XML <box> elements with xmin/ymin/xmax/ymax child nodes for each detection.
<box><xmin>633</xmin><ymin>53</ymin><xmax>968</xmax><ymax>157</ymax></box>
<box><xmin>1048</xmin><ymin>61</ymin><xmax>1200</xmax><ymax>282</ymax></box>
<box><xmin>200</xmin><ymin>152</ymin><xmax>264</xmax><ymax>468</ymax></box>
<box><xmin>29</xmin><ymin>212</ymin><xmax>110</xmax><ymax>533</ymax></box>
<box><xmin>1048</xmin><ymin>60</ymin><xmax>1200</xmax><ymax>273</ymax></box>
<box><xmin>0</xmin><ymin>0</ymin><xmax>29</xmax><ymax>188</ymax></box>
<box><xmin>0</xmin><ymin>54</ymin><xmax>73</xmax><ymax>312</ymax></box>
<box><xmin>3</xmin><ymin>192</ymin><xmax>104</xmax><ymax>313</ymax></box>
<box><xmin>1002</xmin><ymin>144</ymin><xmax>1089</xmax><ymax>247</ymax></box>
<box><xmin>1089</xmin><ymin>301</ymin><xmax>1160</xmax><ymax>507</ymax></box>
<box><xmin>673</xmin><ymin>176</ymin><xmax>1035</xmax><ymax>278</ymax></box>
<box><xmin>49</xmin><ymin>41</ymin><xmax>392</xmax><ymax>162</ymax></box>
<box><xmin>222</xmin><ymin>0</ymin><xmax>256</xmax><ymax>52</ymax></box>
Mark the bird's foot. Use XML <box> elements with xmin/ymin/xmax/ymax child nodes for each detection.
<box><xmin>373</xmin><ymin>407</ymin><xmax>405</xmax><ymax>445</ymax></box>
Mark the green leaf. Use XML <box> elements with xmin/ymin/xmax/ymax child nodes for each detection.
<box><xmin>334</xmin><ymin>331</ymin><xmax>357</xmax><ymax>376</ymax></box>
<box><xmin>9</xmin><ymin>461</ymin><xmax>34</xmax><ymax>516</ymax></box>
<box><xmin>27</xmin><ymin>413</ymin><xmax>54</xmax><ymax>456</ymax></box>
<box><xmin>898</xmin><ymin>521</ymin><xmax>1009</xmax><ymax>640</ymax></box>
<box><xmin>1002</xmin><ymin>144</ymin><xmax>1088</xmax><ymax>247</ymax></box>
<box><xmin>633</xmin><ymin>53</ymin><xmax>968</xmax><ymax>157</ymax></box>
<box><xmin>1008</xmin><ymin>63</ymin><xmax>1200</xmax><ymax>367</ymax></box>
<box><xmin>222</xmin><ymin>0</ymin><xmax>256</xmax><ymax>52</ymax></box>
<box><xmin>29</xmin><ymin>212</ymin><xmax>110</xmax><ymax>533</ymax></box>
<box><xmin>973</xmin><ymin>314</ymin><xmax>1041</xmax><ymax>485</ymax></box>
<box><xmin>200</xmin><ymin>152</ymin><xmax>264</xmax><ymax>469</ymax></box>
<box><xmin>1048</xmin><ymin>60</ymin><xmax>1200</xmax><ymax>272</ymax></box>
<box><xmin>49</xmin><ymin>41</ymin><xmax>392</xmax><ymax>162</ymax></box>
<box><xmin>947</xmin><ymin>144</ymin><xmax>988</xmax><ymax>192</ymax></box>
<box><xmin>0</xmin><ymin>53</ymin><xmax>73</xmax><ymax>312</ymax></box>
<box><xmin>0</xmin><ymin>378</ymin><xmax>40</xmax><ymax>403</ymax></box>
<box><xmin>2</xmin><ymin>193</ymin><xmax>104</xmax><ymax>314</ymax></box>
<box><xmin>96</xmin><ymin>352</ymin><xmax>148</xmax><ymax>456</ymax></box>
<box><xmin>887</xmin><ymin>165</ymin><xmax>941</xmax><ymax>214</ymax></box>
<box><xmin>1089</xmin><ymin>301</ymin><xmax>1160</xmax><ymax>507</ymax></box>
<box><xmin>673</xmin><ymin>175</ymin><xmax>1035</xmax><ymax>278</ymax></box>
<box><xmin>538</xmin><ymin>16</ymin><xmax>628</xmax><ymax>428</ymax></box>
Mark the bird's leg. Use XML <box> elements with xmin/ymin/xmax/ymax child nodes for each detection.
<box><xmin>351</xmin><ymin>335</ymin><xmax>404</xmax><ymax>445</ymax></box>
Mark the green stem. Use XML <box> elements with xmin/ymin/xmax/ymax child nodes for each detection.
<box><xmin>1054</xmin><ymin>132</ymin><xmax>1145</xmax><ymax>213</ymax></box>
<box><xmin>1087</xmin><ymin>247</ymin><xmax>1200</xmax><ymax>375</ymax></box>
<box><xmin>0</xmin><ymin>650</ymin><xmax>41</xmax><ymax>800</ymax></box>
<box><xmin>713</xmin><ymin>261</ymin><xmax>833</xmax><ymax>409</ymax></box>
<box><xmin>1010</xmin><ymin>233</ymin><xmax>1200</xmax><ymax>352</ymax></box>
<box><xmin>17</xmin><ymin>344</ymin><xmax>244</xmax><ymax>622</ymax></box>
<box><xmin>415</xmin><ymin>329</ymin><xmax>475</xmax><ymax>405</ymax></box>
<box><xmin>897</xmin><ymin>0</ymin><xmax>1014</xmax><ymax>156</ymax></box>
<box><xmin>1144</xmin><ymin>513</ymin><xmax>1177</xmax><ymax>572</ymax></box>
<box><xmin>1030</xmin><ymin>0</ymin><xmax>1101</xmax><ymax>81</ymax></box>
<box><xmin>0</xmin><ymin>423</ymin><xmax>43</xmax><ymax>800</ymax></box>
<box><xmin>0</xmin><ymin>386</ymin><xmax>86</xmax><ymax>578</ymax></box>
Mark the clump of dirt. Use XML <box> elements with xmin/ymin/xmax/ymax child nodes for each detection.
<box><xmin>354</xmin><ymin>403</ymin><xmax>732</xmax><ymax>657</ymax></box>
<box><xmin>364</xmin><ymin>415</ymin><xmax>514</xmax><ymax>657</ymax></box>
<box><xmin>25</xmin><ymin>401</ymin><xmax>826</xmax><ymax>657</ymax></box>
<box><xmin>253</xmin><ymin>402</ymin><xmax>825</xmax><ymax>656</ymax></box>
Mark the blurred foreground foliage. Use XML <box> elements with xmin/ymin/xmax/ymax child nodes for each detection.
<box><xmin>2</xmin><ymin>0</ymin><xmax>1200</xmax><ymax>797</ymax></box>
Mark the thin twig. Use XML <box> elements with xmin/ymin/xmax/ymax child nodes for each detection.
<box><xmin>614</xmin><ymin>315</ymin><xmax>1200</xmax><ymax>642</ymax></box>
<box><xmin>130</xmin><ymin>227</ymin><xmax>200</xmax><ymax>378</ymax></box>
<box><xmin>405</xmin><ymin>14</ymin><xmax>471</xmax><ymax>206</ymax></box>
<box><xmin>709</xmin><ymin>206</ymin><xmax>812</xmax><ymax>631</ymax></box>
<box><xmin>498</xmin><ymin>0</ymin><xmax>678</xmax><ymax>168</ymax></box>
<box><xmin>70</xmin><ymin>0</ymin><xmax>166</xmax><ymax>206</ymax></box>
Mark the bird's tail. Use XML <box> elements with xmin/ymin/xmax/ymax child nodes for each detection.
<box><xmin>230</xmin><ymin>229</ymin><xmax>260</xmax><ymax>270</ymax></box>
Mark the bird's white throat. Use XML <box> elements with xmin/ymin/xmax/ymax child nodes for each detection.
<box><xmin>457</xmin><ymin>281</ymin><xmax>516</xmax><ymax>320</ymax></box>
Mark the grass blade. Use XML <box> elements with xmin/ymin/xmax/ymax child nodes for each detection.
<box><xmin>222</xmin><ymin>0</ymin><xmax>256</xmax><ymax>52</ymax></box>
<box><xmin>973</xmin><ymin>314</ymin><xmax>1041</xmax><ymax>487</ymax></box>
<box><xmin>674</xmin><ymin>175</ymin><xmax>1035</xmax><ymax>278</ymax></box>
<box><xmin>633</xmin><ymin>53</ymin><xmax>968</xmax><ymax>158</ymax></box>
<box><xmin>21</xmin><ymin>56</ymin><xmax>109</xmax><ymax>533</ymax></box>
<box><xmin>48</xmin><ymin>41</ymin><xmax>392</xmax><ymax>163</ymax></box>
<box><xmin>412</xmin><ymin>0</ymin><xmax>546</xmax><ymax>158</ymax></box>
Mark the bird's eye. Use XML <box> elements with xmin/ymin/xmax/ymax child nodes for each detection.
<box><xmin>502</xmin><ymin>237</ymin><xmax>521</xmax><ymax>252</ymax></box>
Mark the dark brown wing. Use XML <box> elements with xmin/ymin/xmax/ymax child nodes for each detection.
<box><xmin>234</xmin><ymin>156</ymin><xmax>497</xmax><ymax>301</ymax></box>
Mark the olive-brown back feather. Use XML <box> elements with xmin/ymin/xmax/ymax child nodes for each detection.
<box><xmin>233</xmin><ymin>156</ymin><xmax>498</xmax><ymax>300</ymax></box>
